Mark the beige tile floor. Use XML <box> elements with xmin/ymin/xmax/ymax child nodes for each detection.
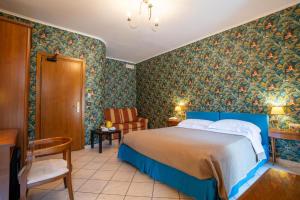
<box><xmin>28</xmin><ymin>141</ymin><xmax>299</xmax><ymax>200</ymax></box>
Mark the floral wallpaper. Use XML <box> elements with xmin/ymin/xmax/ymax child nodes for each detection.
<box><xmin>104</xmin><ymin>59</ymin><xmax>136</xmax><ymax>109</ymax></box>
<box><xmin>137</xmin><ymin>4</ymin><xmax>300</xmax><ymax>162</ymax></box>
<box><xmin>0</xmin><ymin>12</ymin><xmax>106</xmax><ymax>144</ymax></box>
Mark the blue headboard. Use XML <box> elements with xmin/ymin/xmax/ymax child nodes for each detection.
<box><xmin>186</xmin><ymin>111</ymin><xmax>219</xmax><ymax>121</ymax></box>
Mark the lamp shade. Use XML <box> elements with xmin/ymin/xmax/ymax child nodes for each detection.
<box><xmin>175</xmin><ymin>105</ymin><xmax>182</xmax><ymax>112</ymax></box>
<box><xmin>270</xmin><ymin>106</ymin><xmax>285</xmax><ymax>115</ymax></box>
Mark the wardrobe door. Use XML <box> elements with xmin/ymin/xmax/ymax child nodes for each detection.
<box><xmin>0</xmin><ymin>17</ymin><xmax>31</xmax><ymax>163</ymax></box>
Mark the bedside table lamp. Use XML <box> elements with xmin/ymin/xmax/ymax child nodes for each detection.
<box><xmin>175</xmin><ymin>105</ymin><xmax>181</xmax><ymax>112</ymax></box>
<box><xmin>175</xmin><ymin>103</ymin><xmax>187</xmax><ymax>120</ymax></box>
<box><xmin>175</xmin><ymin>105</ymin><xmax>182</xmax><ymax>119</ymax></box>
<box><xmin>270</xmin><ymin>106</ymin><xmax>285</xmax><ymax>128</ymax></box>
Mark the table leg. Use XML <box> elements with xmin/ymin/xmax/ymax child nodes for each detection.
<box><xmin>271</xmin><ymin>137</ymin><xmax>276</xmax><ymax>164</ymax></box>
<box><xmin>118</xmin><ymin>132</ymin><xmax>121</xmax><ymax>144</ymax></box>
<box><xmin>109</xmin><ymin>134</ymin><xmax>112</xmax><ymax>145</ymax></box>
<box><xmin>91</xmin><ymin>130</ymin><xmax>94</xmax><ymax>149</ymax></box>
<box><xmin>99</xmin><ymin>133</ymin><xmax>102</xmax><ymax>153</ymax></box>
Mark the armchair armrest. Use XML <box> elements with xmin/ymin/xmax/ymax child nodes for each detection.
<box><xmin>137</xmin><ymin>117</ymin><xmax>148</xmax><ymax>122</ymax></box>
<box><xmin>137</xmin><ymin>117</ymin><xmax>148</xmax><ymax>129</ymax></box>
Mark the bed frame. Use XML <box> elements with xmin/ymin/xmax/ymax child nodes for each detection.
<box><xmin>118</xmin><ymin>111</ymin><xmax>269</xmax><ymax>200</ymax></box>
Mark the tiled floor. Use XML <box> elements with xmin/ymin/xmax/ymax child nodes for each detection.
<box><xmin>28</xmin><ymin>141</ymin><xmax>299</xmax><ymax>200</ymax></box>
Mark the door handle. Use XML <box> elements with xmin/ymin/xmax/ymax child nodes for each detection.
<box><xmin>76</xmin><ymin>101</ymin><xmax>80</xmax><ymax>113</ymax></box>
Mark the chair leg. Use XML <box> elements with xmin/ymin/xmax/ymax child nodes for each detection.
<box><xmin>19</xmin><ymin>184</ymin><xmax>27</xmax><ymax>200</ymax></box>
<box><xmin>64</xmin><ymin>177</ymin><xmax>67</xmax><ymax>188</ymax></box>
<box><xmin>65</xmin><ymin>173</ymin><xmax>74</xmax><ymax>200</ymax></box>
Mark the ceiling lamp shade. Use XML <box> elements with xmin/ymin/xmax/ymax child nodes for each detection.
<box><xmin>126</xmin><ymin>0</ymin><xmax>160</xmax><ymax>32</ymax></box>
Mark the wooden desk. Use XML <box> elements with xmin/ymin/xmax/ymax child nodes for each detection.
<box><xmin>0</xmin><ymin>129</ymin><xmax>18</xmax><ymax>200</ymax></box>
<box><xmin>269</xmin><ymin>129</ymin><xmax>300</xmax><ymax>163</ymax></box>
<box><xmin>238</xmin><ymin>168</ymin><xmax>300</xmax><ymax>200</ymax></box>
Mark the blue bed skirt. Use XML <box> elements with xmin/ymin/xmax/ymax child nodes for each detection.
<box><xmin>118</xmin><ymin>144</ymin><xmax>267</xmax><ymax>200</ymax></box>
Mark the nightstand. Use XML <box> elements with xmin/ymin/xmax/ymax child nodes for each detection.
<box><xmin>269</xmin><ymin>128</ymin><xmax>300</xmax><ymax>163</ymax></box>
<box><xmin>167</xmin><ymin>118</ymin><xmax>181</xmax><ymax>127</ymax></box>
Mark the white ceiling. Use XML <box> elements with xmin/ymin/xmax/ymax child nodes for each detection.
<box><xmin>0</xmin><ymin>0</ymin><xmax>299</xmax><ymax>63</ymax></box>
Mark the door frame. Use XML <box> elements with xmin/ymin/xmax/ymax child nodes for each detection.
<box><xmin>35</xmin><ymin>52</ymin><xmax>86</xmax><ymax>149</ymax></box>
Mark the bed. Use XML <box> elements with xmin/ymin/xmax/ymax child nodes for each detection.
<box><xmin>118</xmin><ymin>112</ymin><xmax>269</xmax><ymax>200</ymax></box>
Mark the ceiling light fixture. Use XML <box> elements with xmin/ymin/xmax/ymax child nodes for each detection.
<box><xmin>127</xmin><ymin>0</ymin><xmax>160</xmax><ymax>32</ymax></box>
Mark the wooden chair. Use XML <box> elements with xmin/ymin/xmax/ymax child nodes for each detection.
<box><xmin>18</xmin><ymin>137</ymin><xmax>74</xmax><ymax>200</ymax></box>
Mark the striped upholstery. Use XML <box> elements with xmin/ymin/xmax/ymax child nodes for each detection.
<box><xmin>121</xmin><ymin>108</ymin><xmax>138</xmax><ymax>122</ymax></box>
<box><xmin>137</xmin><ymin>117</ymin><xmax>148</xmax><ymax>125</ymax></box>
<box><xmin>104</xmin><ymin>108</ymin><xmax>148</xmax><ymax>139</ymax></box>
<box><xmin>115</xmin><ymin>121</ymin><xmax>146</xmax><ymax>132</ymax></box>
<box><xmin>104</xmin><ymin>108</ymin><xmax>123</xmax><ymax>123</ymax></box>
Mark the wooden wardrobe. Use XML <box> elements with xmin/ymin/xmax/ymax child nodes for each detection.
<box><xmin>0</xmin><ymin>17</ymin><xmax>31</xmax><ymax>164</ymax></box>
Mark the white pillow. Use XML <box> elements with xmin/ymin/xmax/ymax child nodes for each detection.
<box><xmin>207</xmin><ymin>119</ymin><xmax>265</xmax><ymax>160</ymax></box>
<box><xmin>207</xmin><ymin>119</ymin><xmax>261</xmax><ymax>140</ymax></box>
<box><xmin>177</xmin><ymin>119</ymin><xmax>214</xmax><ymax>130</ymax></box>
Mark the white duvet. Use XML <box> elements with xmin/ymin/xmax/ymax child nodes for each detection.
<box><xmin>177</xmin><ymin>119</ymin><xmax>266</xmax><ymax>161</ymax></box>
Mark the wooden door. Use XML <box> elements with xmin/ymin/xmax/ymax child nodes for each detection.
<box><xmin>0</xmin><ymin>17</ymin><xmax>31</xmax><ymax>164</ymax></box>
<box><xmin>36</xmin><ymin>53</ymin><xmax>85</xmax><ymax>150</ymax></box>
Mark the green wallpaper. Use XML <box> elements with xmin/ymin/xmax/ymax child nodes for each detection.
<box><xmin>136</xmin><ymin>4</ymin><xmax>300</xmax><ymax>162</ymax></box>
<box><xmin>0</xmin><ymin>12</ymin><xmax>106</xmax><ymax>144</ymax></box>
<box><xmin>104</xmin><ymin>59</ymin><xmax>136</xmax><ymax>108</ymax></box>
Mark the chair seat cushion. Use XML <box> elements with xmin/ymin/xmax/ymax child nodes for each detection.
<box><xmin>27</xmin><ymin>159</ymin><xmax>69</xmax><ymax>185</ymax></box>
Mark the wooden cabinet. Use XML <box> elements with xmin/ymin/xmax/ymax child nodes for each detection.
<box><xmin>0</xmin><ymin>17</ymin><xmax>31</xmax><ymax>164</ymax></box>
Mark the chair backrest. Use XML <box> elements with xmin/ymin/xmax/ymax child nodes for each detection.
<box><xmin>120</xmin><ymin>108</ymin><xmax>138</xmax><ymax>123</ymax></box>
<box><xmin>18</xmin><ymin>137</ymin><xmax>72</xmax><ymax>187</ymax></box>
<box><xmin>104</xmin><ymin>108</ymin><xmax>124</xmax><ymax>123</ymax></box>
<box><xmin>33</xmin><ymin>137</ymin><xmax>72</xmax><ymax>157</ymax></box>
<box><xmin>104</xmin><ymin>108</ymin><xmax>138</xmax><ymax>123</ymax></box>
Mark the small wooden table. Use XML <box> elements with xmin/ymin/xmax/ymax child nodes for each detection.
<box><xmin>269</xmin><ymin>129</ymin><xmax>300</xmax><ymax>163</ymax></box>
<box><xmin>238</xmin><ymin>168</ymin><xmax>300</xmax><ymax>200</ymax></box>
<box><xmin>90</xmin><ymin>129</ymin><xmax>122</xmax><ymax>153</ymax></box>
<box><xmin>167</xmin><ymin>118</ymin><xmax>181</xmax><ymax>127</ymax></box>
